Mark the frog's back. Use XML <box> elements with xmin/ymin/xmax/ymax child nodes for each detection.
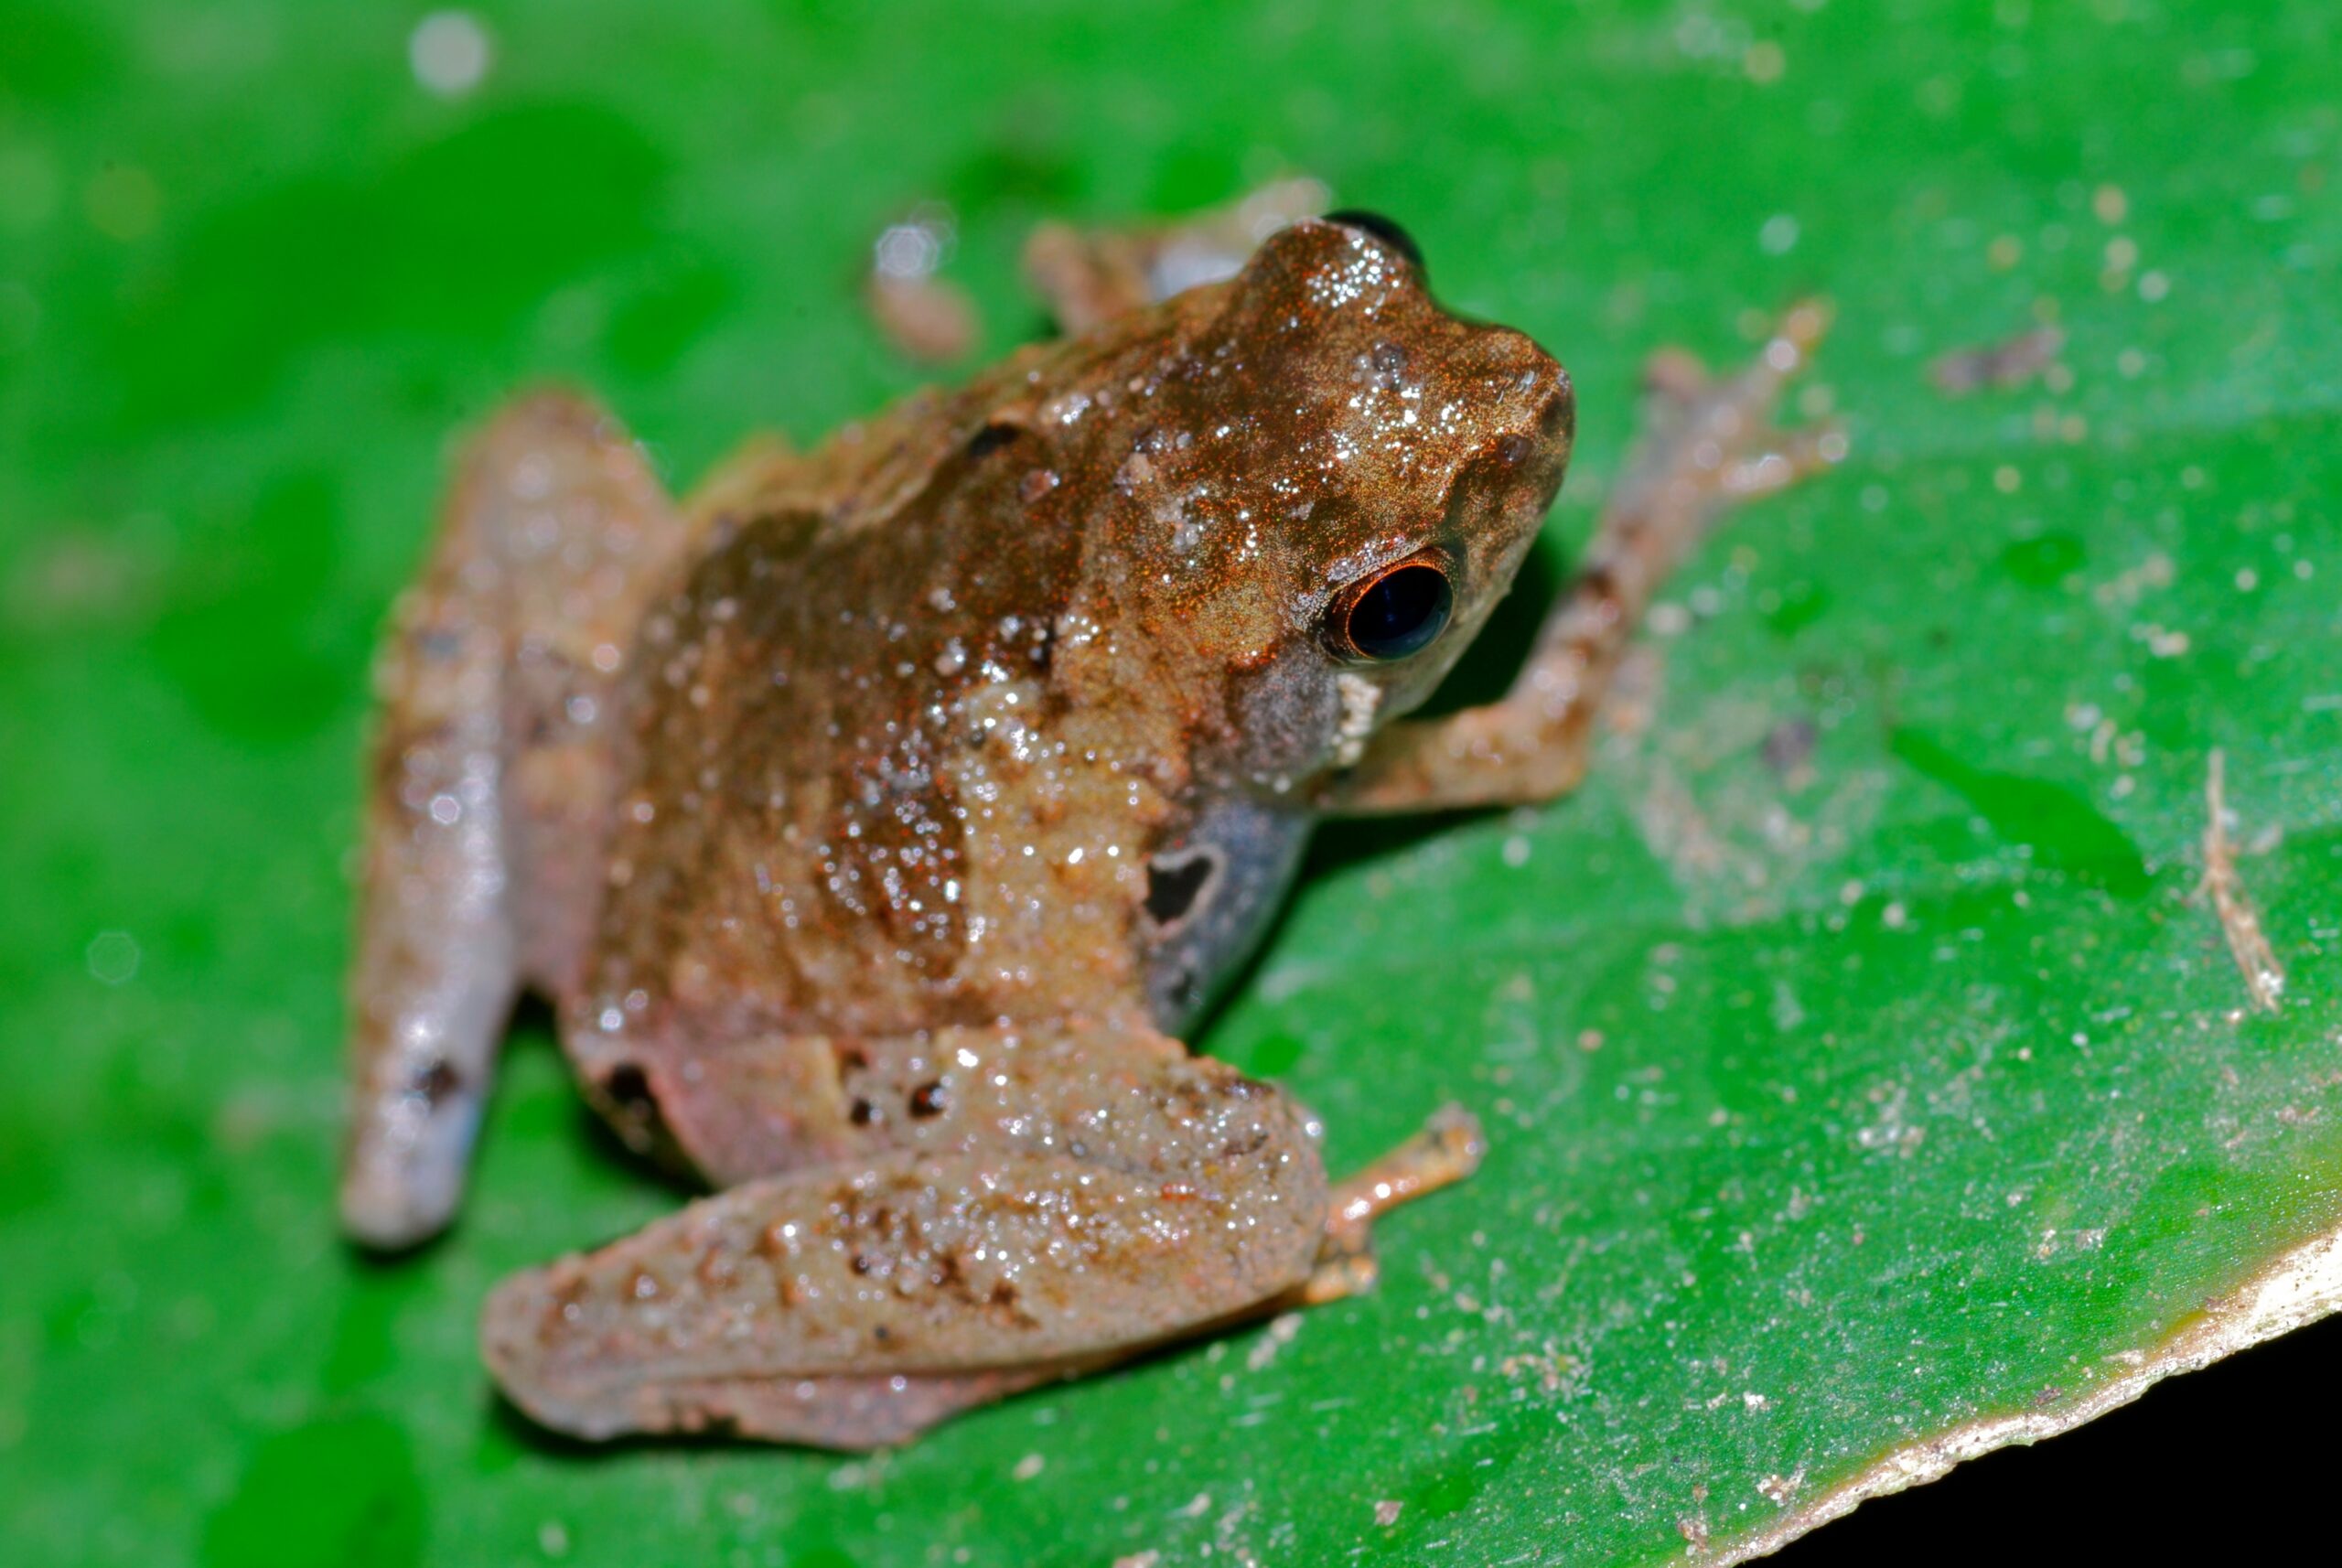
<box><xmin>574</xmin><ymin>292</ymin><xmax>1235</xmax><ymax>1052</ymax></box>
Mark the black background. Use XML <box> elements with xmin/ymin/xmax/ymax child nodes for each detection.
<box><xmin>1780</xmin><ymin>1304</ymin><xmax>2328</xmax><ymax>1561</ymax></box>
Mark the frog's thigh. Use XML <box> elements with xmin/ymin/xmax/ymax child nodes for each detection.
<box><xmin>343</xmin><ymin>393</ymin><xmax>682</xmax><ymax>1249</ymax></box>
<box><xmin>1325</xmin><ymin>304</ymin><xmax>1837</xmax><ymax>816</ymax></box>
<box><xmin>562</xmin><ymin>1025</ymin><xmax>850</xmax><ymax>1185</ymax></box>
<box><xmin>482</xmin><ymin>1028</ymin><xmax>1330</xmax><ymax>1444</ymax></box>
<box><xmin>574</xmin><ymin>1018</ymin><xmax>1192</xmax><ymax>1188</ymax></box>
<box><xmin>477</xmin><ymin>394</ymin><xmax>693</xmax><ymax>980</ymax></box>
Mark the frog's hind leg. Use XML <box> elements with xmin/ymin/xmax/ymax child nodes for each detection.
<box><xmin>479</xmin><ymin>1024</ymin><xmax>1341</xmax><ymax>1445</ymax></box>
<box><xmin>342</xmin><ymin>393</ymin><xmax>683</xmax><ymax>1249</ymax></box>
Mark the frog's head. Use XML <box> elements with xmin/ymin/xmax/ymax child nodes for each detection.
<box><xmin>1101</xmin><ymin>214</ymin><xmax>1574</xmax><ymax>795</ymax></box>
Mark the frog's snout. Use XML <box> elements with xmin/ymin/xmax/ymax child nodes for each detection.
<box><xmin>1475</xmin><ymin>333</ymin><xmax>1574</xmax><ymax>475</ymax></box>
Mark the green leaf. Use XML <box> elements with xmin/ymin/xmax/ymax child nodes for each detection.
<box><xmin>5</xmin><ymin>3</ymin><xmax>2337</xmax><ymax>1565</ymax></box>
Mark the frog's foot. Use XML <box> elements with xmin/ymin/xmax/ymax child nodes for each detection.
<box><xmin>1295</xmin><ymin>1104</ymin><xmax>1486</xmax><ymax>1305</ymax></box>
<box><xmin>481</xmin><ymin>1028</ymin><xmax>1335</xmax><ymax>1446</ymax></box>
<box><xmin>1322</xmin><ymin>301</ymin><xmax>1843</xmax><ymax>816</ymax></box>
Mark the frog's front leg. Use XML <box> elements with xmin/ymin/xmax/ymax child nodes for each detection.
<box><xmin>1322</xmin><ymin>302</ymin><xmax>1841</xmax><ymax>816</ymax></box>
<box><xmin>481</xmin><ymin>1022</ymin><xmax>1467</xmax><ymax>1446</ymax></box>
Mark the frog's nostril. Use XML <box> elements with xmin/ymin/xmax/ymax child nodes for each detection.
<box><xmin>1539</xmin><ymin>372</ymin><xmax>1576</xmax><ymax>444</ymax></box>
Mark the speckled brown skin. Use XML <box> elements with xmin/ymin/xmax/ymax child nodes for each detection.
<box><xmin>343</xmin><ymin>217</ymin><xmax>1827</xmax><ymax>1446</ymax></box>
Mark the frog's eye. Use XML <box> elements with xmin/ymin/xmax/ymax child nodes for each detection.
<box><xmin>1323</xmin><ymin>209</ymin><xmax>1424</xmax><ymax>273</ymax></box>
<box><xmin>1329</xmin><ymin>559</ymin><xmax>1454</xmax><ymax>662</ymax></box>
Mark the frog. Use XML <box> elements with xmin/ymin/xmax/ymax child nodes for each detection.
<box><xmin>339</xmin><ymin>209</ymin><xmax>1831</xmax><ymax>1447</ymax></box>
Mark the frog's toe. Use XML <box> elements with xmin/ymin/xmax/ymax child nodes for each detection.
<box><xmin>340</xmin><ymin>1086</ymin><xmax>482</xmax><ymax>1250</ymax></box>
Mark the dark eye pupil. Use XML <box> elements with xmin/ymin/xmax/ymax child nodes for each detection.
<box><xmin>1345</xmin><ymin>564</ymin><xmax>1453</xmax><ymax>660</ymax></box>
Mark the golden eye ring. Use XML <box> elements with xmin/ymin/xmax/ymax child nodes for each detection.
<box><xmin>1327</xmin><ymin>556</ymin><xmax>1455</xmax><ymax>662</ymax></box>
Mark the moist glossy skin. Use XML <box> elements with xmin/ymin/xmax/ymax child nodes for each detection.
<box><xmin>580</xmin><ymin>220</ymin><xmax>1571</xmax><ymax>1134</ymax></box>
<box><xmin>343</xmin><ymin>211</ymin><xmax>1826</xmax><ymax>1446</ymax></box>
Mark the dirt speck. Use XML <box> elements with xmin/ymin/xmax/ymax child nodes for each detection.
<box><xmin>865</xmin><ymin>205</ymin><xmax>979</xmax><ymax>364</ymax></box>
<box><xmin>1759</xmin><ymin>717</ymin><xmax>1819</xmax><ymax>786</ymax></box>
<box><xmin>1928</xmin><ymin>326</ymin><xmax>2066</xmax><ymax>395</ymax></box>
<box><xmin>1244</xmin><ymin>1311</ymin><xmax>1304</xmax><ymax>1372</ymax></box>
<box><xmin>2198</xmin><ymin>748</ymin><xmax>2284</xmax><ymax>1014</ymax></box>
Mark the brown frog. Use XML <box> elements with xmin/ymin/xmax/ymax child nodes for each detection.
<box><xmin>341</xmin><ymin>211</ymin><xmax>1829</xmax><ymax>1447</ymax></box>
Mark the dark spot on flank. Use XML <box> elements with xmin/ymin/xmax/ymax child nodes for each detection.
<box><xmin>908</xmin><ymin>1081</ymin><xmax>947</xmax><ymax>1118</ymax></box>
<box><xmin>599</xmin><ymin>1061</ymin><xmax>673</xmax><ymax>1153</ymax></box>
<box><xmin>1219</xmin><ymin>1125</ymin><xmax>1272</xmax><ymax>1159</ymax></box>
<box><xmin>1144</xmin><ymin>848</ymin><xmax>1219</xmax><ymax>928</ymax></box>
<box><xmin>965</xmin><ymin>422</ymin><xmax>1019</xmax><ymax>459</ymax></box>
<box><xmin>987</xmin><ymin>1280</ymin><xmax>1035</xmax><ymax>1328</ymax></box>
<box><xmin>605</xmin><ymin>1062</ymin><xmax>653</xmax><ymax>1111</ymax></box>
<box><xmin>849</xmin><ymin>1097</ymin><xmax>876</xmax><ymax>1126</ymax></box>
<box><xmin>410</xmin><ymin>1058</ymin><xmax>461</xmax><ymax>1107</ymax></box>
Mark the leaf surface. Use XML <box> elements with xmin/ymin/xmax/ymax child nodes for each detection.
<box><xmin>4</xmin><ymin>3</ymin><xmax>2337</xmax><ymax>1564</ymax></box>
